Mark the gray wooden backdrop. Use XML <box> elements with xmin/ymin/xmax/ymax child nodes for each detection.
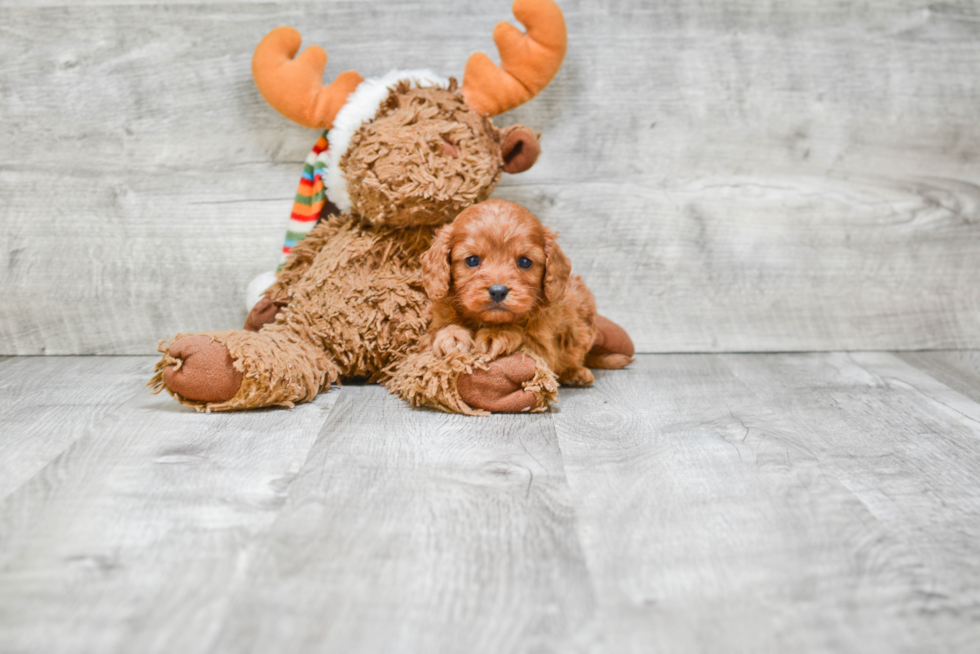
<box><xmin>2</xmin><ymin>0</ymin><xmax>979</xmax><ymax>355</ymax></box>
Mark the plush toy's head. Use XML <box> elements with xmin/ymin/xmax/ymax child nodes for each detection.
<box><xmin>340</xmin><ymin>80</ymin><xmax>541</xmax><ymax>226</ymax></box>
<box><xmin>251</xmin><ymin>0</ymin><xmax>566</xmax><ymax>227</ymax></box>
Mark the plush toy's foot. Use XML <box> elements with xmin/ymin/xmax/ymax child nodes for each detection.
<box><xmin>586</xmin><ymin>315</ymin><xmax>635</xmax><ymax>369</ymax></box>
<box><xmin>151</xmin><ymin>329</ymin><xmax>339</xmax><ymax>412</ymax></box>
<box><xmin>458</xmin><ymin>353</ymin><xmax>540</xmax><ymax>413</ymax></box>
<box><xmin>156</xmin><ymin>335</ymin><xmax>243</xmax><ymax>403</ymax></box>
<box><xmin>244</xmin><ymin>296</ymin><xmax>286</xmax><ymax>332</ymax></box>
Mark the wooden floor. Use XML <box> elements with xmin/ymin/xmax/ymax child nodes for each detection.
<box><xmin>1</xmin><ymin>352</ymin><xmax>980</xmax><ymax>653</ymax></box>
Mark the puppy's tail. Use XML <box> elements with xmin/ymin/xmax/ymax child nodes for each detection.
<box><xmin>586</xmin><ymin>315</ymin><xmax>634</xmax><ymax>370</ymax></box>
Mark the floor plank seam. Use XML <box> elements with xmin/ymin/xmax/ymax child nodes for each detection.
<box><xmin>545</xmin><ymin>408</ymin><xmax>614</xmax><ymax>647</ymax></box>
<box><xmin>0</xmin><ymin>361</ymin><xmax>151</xmax><ymax>504</ymax></box>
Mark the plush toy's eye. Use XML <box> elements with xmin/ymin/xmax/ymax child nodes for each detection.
<box><xmin>465</xmin><ymin>255</ymin><xmax>481</xmax><ymax>268</ymax></box>
<box><xmin>517</xmin><ymin>256</ymin><xmax>533</xmax><ymax>269</ymax></box>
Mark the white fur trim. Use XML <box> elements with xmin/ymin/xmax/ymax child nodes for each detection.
<box><xmin>246</xmin><ymin>270</ymin><xmax>278</xmax><ymax>311</ymax></box>
<box><xmin>324</xmin><ymin>69</ymin><xmax>449</xmax><ymax>212</ymax></box>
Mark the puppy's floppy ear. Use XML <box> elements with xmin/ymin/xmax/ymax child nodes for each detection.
<box><xmin>422</xmin><ymin>223</ymin><xmax>453</xmax><ymax>300</ymax></box>
<box><xmin>542</xmin><ymin>226</ymin><xmax>571</xmax><ymax>304</ymax></box>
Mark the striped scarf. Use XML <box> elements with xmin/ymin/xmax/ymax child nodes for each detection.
<box><xmin>279</xmin><ymin>130</ymin><xmax>338</xmax><ymax>269</ymax></box>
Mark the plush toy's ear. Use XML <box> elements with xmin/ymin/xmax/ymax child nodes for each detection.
<box><xmin>422</xmin><ymin>224</ymin><xmax>454</xmax><ymax>300</ymax></box>
<box><xmin>501</xmin><ymin>125</ymin><xmax>541</xmax><ymax>174</ymax></box>
<box><xmin>542</xmin><ymin>226</ymin><xmax>571</xmax><ymax>303</ymax></box>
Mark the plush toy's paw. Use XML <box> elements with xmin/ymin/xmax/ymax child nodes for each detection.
<box><xmin>160</xmin><ymin>335</ymin><xmax>243</xmax><ymax>403</ymax></box>
<box><xmin>246</xmin><ymin>270</ymin><xmax>278</xmax><ymax>311</ymax></box>
<box><xmin>559</xmin><ymin>366</ymin><xmax>594</xmax><ymax>387</ymax></box>
<box><xmin>474</xmin><ymin>327</ymin><xmax>524</xmax><ymax>360</ymax></box>
<box><xmin>586</xmin><ymin>315</ymin><xmax>635</xmax><ymax>369</ymax></box>
<box><xmin>431</xmin><ymin>325</ymin><xmax>475</xmax><ymax>357</ymax></box>
<box><xmin>458</xmin><ymin>352</ymin><xmax>539</xmax><ymax>413</ymax></box>
<box><xmin>244</xmin><ymin>296</ymin><xmax>285</xmax><ymax>332</ymax></box>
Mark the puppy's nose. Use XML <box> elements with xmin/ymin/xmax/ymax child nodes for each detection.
<box><xmin>488</xmin><ymin>285</ymin><xmax>510</xmax><ymax>302</ymax></box>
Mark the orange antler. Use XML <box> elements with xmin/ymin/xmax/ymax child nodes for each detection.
<box><xmin>252</xmin><ymin>27</ymin><xmax>364</xmax><ymax>130</ymax></box>
<box><xmin>462</xmin><ymin>0</ymin><xmax>567</xmax><ymax>116</ymax></box>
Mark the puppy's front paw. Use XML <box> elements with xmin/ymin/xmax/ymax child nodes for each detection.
<box><xmin>559</xmin><ymin>366</ymin><xmax>594</xmax><ymax>387</ymax></box>
<box><xmin>431</xmin><ymin>325</ymin><xmax>475</xmax><ymax>357</ymax></box>
<box><xmin>475</xmin><ymin>328</ymin><xmax>524</xmax><ymax>360</ymax></box>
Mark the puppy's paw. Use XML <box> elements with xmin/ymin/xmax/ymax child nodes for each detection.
<box><xmin>559</xmin><ymin>366</ymin><xmax>594</xmax><ymax>387</ymax></box>
<box><xmin>431</xmin><ymin>325</ymin><xmax>475</xmax><ymax>357</ymax></box>
<box><xmin>475</xmin><ymin>328</ymin><xmax>524</xmax><ymax>360</ymax></box>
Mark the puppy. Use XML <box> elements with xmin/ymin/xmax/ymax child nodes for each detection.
<box><xmin>420</xmin><ymin>199</ymin><xmax>627</xmax><ymax>387</ymax></box>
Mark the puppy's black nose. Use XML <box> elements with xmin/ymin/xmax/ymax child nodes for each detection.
<box><xmin>488</xmin><ymin>285</ymin><xmax>509</xmax><ymax>302</ymax></box>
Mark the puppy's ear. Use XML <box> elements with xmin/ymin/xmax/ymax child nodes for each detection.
<box><xmin>422</xmin><ymin>224</ymin><xmax>453</xmax><ymax>300</ymax></box>
<box><xmin>542</xmin><ymin>227</ymin><xmax>571</xmax><ymax>304</ymax></box>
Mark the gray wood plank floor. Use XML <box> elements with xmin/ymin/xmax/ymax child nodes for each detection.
<box><xmin>1</xmin><ymin>353</ymin><xmax>980</xmax><ymax>653</ymax></box>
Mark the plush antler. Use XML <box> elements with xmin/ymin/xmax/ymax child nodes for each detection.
<box><xmin>461</xmin><ymin>0</ymin><xmax>567</xmax><ymax>116</ymax></box>
<box><xmin>252</xmin><ymin>26</ymin><xmax>364</xmax><ymax>130</ymax></box>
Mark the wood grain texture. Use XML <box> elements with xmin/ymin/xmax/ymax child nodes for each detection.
<box><xmin>552</xmin><ymin>353</ymin><xmax>980</xmax><ymax>653</ymax></box>
<box><xmin>0</xmin><ymin>376</ymin><xmax>340</xmax><ymax>654</ymax></box>
<box><xmin>2</xmin><ymin>353</ymin><xmax>980</xmax><ymax>651</ymax></box>
<box><xmin>0</xmin><ymin>166</ymin><xmax>298</xmax><ymax>354</ymax></box>
<box><xmin>2</xmin><ymin>1</ymin><xmax>980</xmax><ymax>354</ymax></box>
<box><xmin>895</xmin><ymin>350</ymin><xmax>980</xmax><ymax>404</ymax></box>
<box><xmin>508</xmin><ymin>176</ymin><xmax>980</xmax><ymax>351</ymax></box>
<box><xmin>721</xmin><ymin>352</ymin><xmax>980</xmax><ymax>654</ymax></box>
<box><xmin>0</xmin><ymin>356</ymin><xmax>150</xmax><ymax>500</ymax></box>
<box><xmin>211</xmin><ymin>384</ymin><xmax>598</xmax><ymax>654</ymax></box>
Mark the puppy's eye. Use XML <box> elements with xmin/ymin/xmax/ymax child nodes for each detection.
<box><xmin>517</xmin><ymin>256</ymin><xmax>533</xmax><ymax>269</ymax></box>
<box><xmin>465</xmin><ymin>255</ymin><xmax>481</xmax><ymax>268</ymax></box>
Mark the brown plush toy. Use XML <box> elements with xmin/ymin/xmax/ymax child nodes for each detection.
<box><xmin>150</xmin><ymin>0</ymin><xmax>634</xmax><ymax>413</ymax></box>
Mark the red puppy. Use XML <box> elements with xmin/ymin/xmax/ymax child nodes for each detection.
<box><xmin>420</xmin><ymin>199</ymin><xmax>629</xmax><ymax>387</ymax></box>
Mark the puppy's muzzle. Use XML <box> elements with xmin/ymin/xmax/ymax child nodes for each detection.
<box><xmin>488</xmin><ymin>285</ymin><xmax>510</xmax><ymax>302</ymax></box>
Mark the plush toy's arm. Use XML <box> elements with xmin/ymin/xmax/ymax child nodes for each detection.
<box><xmin>385</xmin><ymin>347</ymin><xmax>557</xmax><ymax>416</ymax></box>
<box><xmin>246</xmin><ymin>131</ymin><xmax>342</xmax><ymax>331</ymax></box>
<box><xmin>244</xmin><ymin>216</ymin><xmax>345</xmax><ymax>332</ymax></box>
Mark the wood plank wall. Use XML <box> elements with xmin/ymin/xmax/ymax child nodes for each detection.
<box><xmin>2</xmin><ymin>0</ymin><xmax>979</xmax><ymax>354</ymax></box>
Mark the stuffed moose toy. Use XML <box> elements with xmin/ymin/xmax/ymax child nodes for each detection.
<box><xmin>150</xmin><ymin>0</ymin><xmax>634</xmax><ymax>414</ymax></box>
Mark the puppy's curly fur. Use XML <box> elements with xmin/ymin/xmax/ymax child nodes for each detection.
<box><xmin>420</xmin><ymin>199</ymin><xmax>628</xmax><ymax>387</ymax></box>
